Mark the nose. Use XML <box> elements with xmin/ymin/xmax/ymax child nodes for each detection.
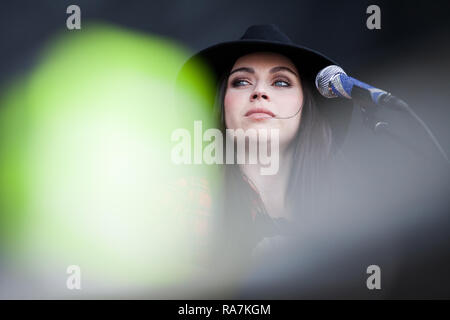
<box><xmin>250</xmin><ymin>89</ymin><xmax>269</xmax><ymax>101</ymax></box>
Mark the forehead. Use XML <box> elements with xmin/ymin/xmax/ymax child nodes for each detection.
<box><xmin>231</xmin><ymin>52</ymin><xmax>298</xmax><ymax>72</ymax></box>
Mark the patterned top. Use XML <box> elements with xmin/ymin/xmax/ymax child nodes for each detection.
<box><xmin>164</xmin><ymin>172</ymin><xmax>294</xmax><ymax>258</ymax></box>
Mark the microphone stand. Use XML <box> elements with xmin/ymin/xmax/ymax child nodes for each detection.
<box><xmin>358</xmin><ymin>97</ymin><xmax>450</xmax><ymax>166</ymax></box>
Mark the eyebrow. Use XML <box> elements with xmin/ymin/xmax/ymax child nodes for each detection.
<box><xmin>229</xmin><ymin>66</ymin><xmax>298</xmax><ymax>77</ymax></box>
<box><xmin>270</xmin><ymin>66</ymin><xmax>298</xmax><ymax>77</ymax></box>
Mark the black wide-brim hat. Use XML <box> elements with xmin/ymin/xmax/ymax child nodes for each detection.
<box><xmin>178</xmin><ymin>24</ymin><xmax>353</xmax><ymax>150</ymax></box>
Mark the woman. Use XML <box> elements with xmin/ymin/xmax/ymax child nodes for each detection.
<box><xmin>177</xmin><ymin>24</ymin><xmax>353</xmax><ymax>281</ymax></box>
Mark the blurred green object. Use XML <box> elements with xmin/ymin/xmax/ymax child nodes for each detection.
<box><xmin>0</xmin><ymin>23</ymin><xmax>219</xmax><ymax>293</ymax></box>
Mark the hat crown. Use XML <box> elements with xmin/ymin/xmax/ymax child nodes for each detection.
<box><xmin>240</xmin><ymin>24</ymin><xmax>293</xmax><ymax>44</ymax></box>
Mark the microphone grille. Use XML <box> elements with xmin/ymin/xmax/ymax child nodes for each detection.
<box><xmin>315</xmin><ymin>65</ymin><xmax>347</xmax><ymax>98</ymax></box>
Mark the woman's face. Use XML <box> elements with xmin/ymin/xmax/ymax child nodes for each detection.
<box><xmin>224</xmin><ymin>52</ymin><xmax>303</xmax><ymax>147</ymax></box>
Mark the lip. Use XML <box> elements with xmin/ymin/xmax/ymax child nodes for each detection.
<box><xmin>244</xmin><ymin>108</ymin><xmax>275</xmax><ymax>118</ymax></box>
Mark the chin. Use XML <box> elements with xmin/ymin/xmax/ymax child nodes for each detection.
<box><xmin>242</xmin><ymin>118</ymin><xmax>278</xmax><ymax>130</ymax></box>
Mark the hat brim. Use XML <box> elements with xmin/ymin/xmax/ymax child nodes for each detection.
<box><xmin>178</xmin><ymin>39</ymin><xmax>353</xmax><ymax>150</ymax></box>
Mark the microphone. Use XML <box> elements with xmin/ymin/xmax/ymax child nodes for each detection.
<box><xmin>315</xmin><ymin>65</ymin><xmax>408</xmax><ymax>111</ymax></box>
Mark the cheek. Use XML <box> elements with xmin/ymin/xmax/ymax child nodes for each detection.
<box><xmin>277</xmin><ymin>90</ymin><xmax>303</xmax><ymax>143</ymax></box>
<box><xmin>224</xmin><ymin>91</ymin><xmax>244</xmax><ymax>128</ymax></box>
<box><xmin>279</xmin><ymin>90</ymin><xmax>303</xmax><ymax>115</ymax></box>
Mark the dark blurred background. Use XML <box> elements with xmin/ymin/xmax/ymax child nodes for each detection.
<box><xmin>0</xmin><ymin>0</ymin><xmax>449</xmax><ymax>299</ymax></box>
<box><xmin>0</xmin><ymin>0</ymin><xmax>449</xmax><ymax>84</ymax></box>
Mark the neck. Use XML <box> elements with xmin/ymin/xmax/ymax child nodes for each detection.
<box><xmin>239</xmin><ymin>144</ymin><xmax>295</xmax><ymax>220</ymax></box>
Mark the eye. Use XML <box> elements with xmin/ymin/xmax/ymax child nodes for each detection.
<box><xmin>273</xmin><ymin>80</ymin><xmax>291</xmax><ymax>87</ymax></box>
<box><xmin>231</xmin><ymin>79</ymin><xmax>251</xmax><ymax>87</ymax></box>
